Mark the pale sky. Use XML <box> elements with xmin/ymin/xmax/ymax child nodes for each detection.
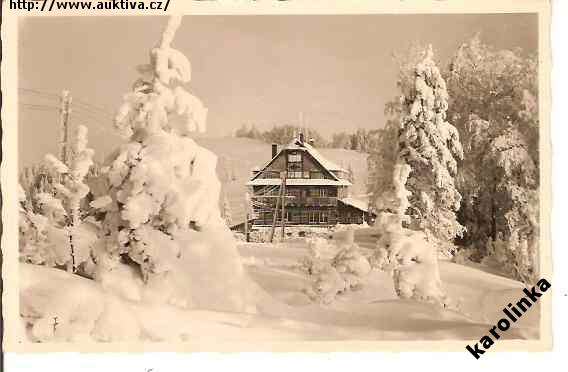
<box><xmin>18</xmin><ymin>14</ymin><xmax>537</xmax><ymax>167</ymax></box>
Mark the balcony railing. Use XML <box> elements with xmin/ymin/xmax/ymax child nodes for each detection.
<box><xmin>254</xmin><ymin>196</ymin><xmax>337</xmax><ymax>207</ymax></box>
<box><xmin>256</xmin><ymin>171</ymin><xmax>281</xmax><ymax>179</ymax></box>
<box><xmin>254</xmin><ymin>170</ymin><xmax>330</xmax><ymax>180</ymax></box>
<box><xmin>304</xmin><ymin>197</ymin><xmax>336</xmax><ymax>206</ymax></box>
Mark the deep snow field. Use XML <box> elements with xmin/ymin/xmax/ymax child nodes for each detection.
<box><xmin>18</xmin><ymin>228</ymin><xmax>539</xmax><ymax>343</ymax></box>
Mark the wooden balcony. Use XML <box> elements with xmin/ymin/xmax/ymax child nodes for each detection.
<box><xmin>256</xmin><ymin>196</ymin><xmax>338</xmax><ymax>207</ymax></box>
<box><xmin>256</xmin><ymin>171</ymin><xmax>281</xmax><ymax>179</ymax></box>
<box><xmin>302</xmin><ymin>196</ymin><xmax>337</xmax><ymax>207</ymax></box>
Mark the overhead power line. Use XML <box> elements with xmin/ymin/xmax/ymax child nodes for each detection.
<box><xmin>74</xmin><ymin>100</ymin><xmax>114</xmax><ymax>117</ymax></box>
<box><xmin>18</xmin><ymin>87</ymin><xmax>60</xmax><ymax>99</ymax></box>
<box><xmin>20</xmin><ymin>103</ymin><xmax>59</xmax><ymax>110</ymax></box>
<box><xmin>19</xmin><ymin>87</ymin><xmax>115</xmax><ymax>117</ymax></box>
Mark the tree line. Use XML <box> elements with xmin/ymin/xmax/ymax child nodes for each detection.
<box><xmin>367</xmin><ymin>35</ymin><xmax>538</xmax><ymax>284</ymax></box>
<box><xmin>234</xmin><ymin>123</ymin><xmax>381</xmax><ymax>152</ymax></box>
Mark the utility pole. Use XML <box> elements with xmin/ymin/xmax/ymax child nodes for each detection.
<box><xmin>244</xmin><ymin>211</ymin><xmax>249</xmax><ymax>242</ymax></box>
<box><xmin>58</xmin><ymin>90</ymin><xmax>75</xmax><ymax>272</ymax></box>
<box><xmin>244</xmin><ymin>192</ymin><xmax>251</xmax><ymax>242</ymax></box>
<box><xmin>269</xmin><ymin>173</ymin><xmax>285</xmax><ymax>243</ymax></box>
<box><xmin>280</xmin><ymin>173</ymin><xmax>287</xmax><ymax>240</ymax></box>
<box><xmin>58</xmin><ymin>90</ymin><xmax>72</xmax><ymax>164</ymax></box>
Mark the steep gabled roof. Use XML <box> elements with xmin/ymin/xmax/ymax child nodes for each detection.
<box><xmin>249</xmin><ymin>138</ymin><xmax>347</xmax><ymax>182</ymax></box>
<box><xmin>247</xmin><ymin>178</ymin><xmax>352</xmax><ymax>187</ymax></box>
<box><xmin>300</xmin><ymin>141</ymin><xmax>346</xmax><ymax>172</ymax></box>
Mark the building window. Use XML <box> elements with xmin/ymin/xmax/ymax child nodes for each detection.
<box><xmin>287</xmin><ymin>171</ymin><xmax>303</xmax><ymax>179</ymax></box>
<box><xmin>288</xmin><ymin>153</ymin><xmax>302</xmax><ymax>163</ymax></box>
<box><xmin>287</xmin><ymin>151</ymin><xmax>303</xmax><ymax>179</ymax></box>
<box><xmin>309</xmin><ymin>211</ymin><xmax>319</xmax><ymax>224</ymax></box>
<box><xmin>320</xmin><ymin>212</ymin><xmax>328</xmax><ymax>224</ymax></box>
<box><xmin>288</xmin><ymin>162</ymin><xmax>302</xmax><ymax>171</ymax></box>
<box><xmin>308</xmin><ymin>188</ymin><xmax>327</xmax><ymax>197</ymax></box>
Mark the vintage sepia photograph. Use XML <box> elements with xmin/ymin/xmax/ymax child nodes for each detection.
<box><xmin>6</xmin><ymin>8</ymin><xmax>549</xmax><ymax>350</ymax></box>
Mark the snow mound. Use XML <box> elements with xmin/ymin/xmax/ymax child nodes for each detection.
<box><xmin>374</xmin><ymin>213</ymin><xmax>450</xmax><ymax>307</ymax></box>
<box><xmin>20</xmin><ymin>262</ymin><xmax>262</xmax><ymax>342</ymax></box>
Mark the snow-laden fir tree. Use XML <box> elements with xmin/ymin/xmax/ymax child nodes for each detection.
<box><xmin>303</xmin><ymin>229</ymin><xmax>371</xmax><ymax>304</ymax></box>
<box><xmin>19</xmin><ymin>164</ymin><xmax>54</xmax><ymax>214</ymax></box>
<box><xmin>444</xmin><ymin>36</ymin><xmax>539</xmax><ymax>283</ymax></box>
<box><xmin>447</xmin><ymin>34</ymin><xmax>538</xmax><ymax>168</ymax></box>
<box><xmin>370</xmin><ymin>46</ymin><xmax>460</xmax><ymax>308</ymax></box>
<box><xmin>478</xmin><ymin>127</ymin><xmax>539</xmax><ymax>283</ymax></box>
<box><xmin>19</xmin><ymin>183</ymin><xmax>55</xmax><ymax>266</ymax></box>
<box><xmin>396</xmin><ymin>45</ymin><xmax>464</xmax><ymax>250</ymax></box>
<box><xmin>368</xmin><ymin>45</ymin><xmax>428</xmax><ymax>215</ymax></box>
<box><xmin>98</xmin><ymin>16</ymin><xmax>256</xmax><ymax>312</ymax></box>
<box><xmin>372</xmin><ymin>163</ymin><xmax>452</xmax><ymax>308</ymax></box>
<box><xmin>24</xmin><ymin>125</ymin><xmax>98</xmax><ymax>273</ymax></box>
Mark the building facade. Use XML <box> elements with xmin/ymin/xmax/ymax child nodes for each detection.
<box><xmin>246</xmin><ymin>134</ymin><xmax>374</xmax><ymax>227</ymax></box>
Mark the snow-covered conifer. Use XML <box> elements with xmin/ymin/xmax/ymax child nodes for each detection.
<box><xmin>396</xmin><ymin>45</ymin><xmax>464</xmax><ymax>249</ymax></box>
<box><xmin>19</xmin><ymin>126</ymin><xmax>96</xmax><ymax>272</ymax></box>
<box><xmin>444</xmin><ymin>36</ymin><xmax>539</xmax><ymax>281</ymax></box>
<box><xmin>371</xmin><ymin>47</ymin><xmax>457</xmax><ymax>306</ymax></box>
<box><xmin>304</xmin><ymin>229</ymin><xmax>371</xmax><ymax>304</ymax></box>
<box><xmin>42</xmin><ymin>125</ymin><xmax>96</xmax><ymax>273</ymax></box>
<box><xmin>373</xmin><ymin>212</ymin><xmax>451</xmax><ymax>307</ymax></box>
<box><xmin>100</xmin><ymin>16</ymin><xmax>255</xmax><ymax>312</ymax></box>
<box><xmin>19</xmin><ymin>183</ymin><xmax>53</xmax><ymax>266</ymax></box>
<box><xmin>476</xmin><ymin>128</ymin><xmax>539</xmax><ymax>283</ymax></box>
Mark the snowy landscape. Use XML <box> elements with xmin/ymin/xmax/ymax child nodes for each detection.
<box><xmin>16</xmin><ymin>14</ymin><xmax>540</xmax><ymax>344</ymax></box>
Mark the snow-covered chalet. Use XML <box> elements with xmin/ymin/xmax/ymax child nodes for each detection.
<box><xmin>246</xmin><ymin>133</ymin><xmax>374</xmax><ymax>227</ymax></box>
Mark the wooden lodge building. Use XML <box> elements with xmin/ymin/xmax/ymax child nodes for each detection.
<box><xmin>246</xmin><ymin>134</ymin><xmax>374</xmax><ymax>227</ymax></box>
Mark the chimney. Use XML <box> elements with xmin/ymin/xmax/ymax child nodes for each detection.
<box><xmin>299</xmin><ymin>132</ymin><xmax>305</xmax><ymax>144</ymax></box>
<box><xmin>271</xmin><ymin>143</ymin><xmax>278</xmax><ymax>158</ymax></box>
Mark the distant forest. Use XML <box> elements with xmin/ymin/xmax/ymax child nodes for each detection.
<box><xmin>234</xmin><ymin>123</ymin><xmax>384</xmax><ymax>153</ymax></box>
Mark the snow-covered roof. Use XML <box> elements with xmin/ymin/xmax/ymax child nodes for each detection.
<box><xmin>247</xmin><ymin>178</ymin><xmax>352</xmax><ymax>187</ymax></box>
<box><xmin>250</xmin><ymin>137</ymin><xmax>347</xmax><ymax>183</ymax></box>
<box><xmin>283</xmin><ymin>140</ymin><xmax>346</xmax><ymax>172</ymax></box>
<box><xmin>339</xmin><ymin>197</ymin><xmax>370</xmax><ymax>213</ymax></box>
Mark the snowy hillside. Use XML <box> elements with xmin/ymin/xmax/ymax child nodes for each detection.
<box><xmin>18</xmin><ymin>229</ymin><xmax>538</xmax><ymax>342</ymax></box>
